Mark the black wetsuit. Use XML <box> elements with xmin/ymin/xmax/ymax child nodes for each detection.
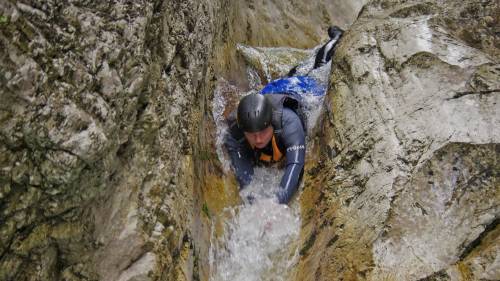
<box><xmin>287</xmin><ymin>26</ymin><xmax>343</xmax><ymax>77</ymax></box>
<box><xmin>313</xmin><ymin>27</ymin><xmax>343</xmax><ymax>69</ymax></box>
<box><xmin>224</xmin><ymin>95</ymin><xmax>306</xmax><ymax>204</ymax></box>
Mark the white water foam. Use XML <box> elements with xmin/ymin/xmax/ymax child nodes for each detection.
<box><xmin>301</xmin><ymin>93</ymin><xmax>325</xmax><ymax>133</ymax></box>
<box><xmin>212</xmin><ymin>82</ymin><xmax>231</xmax><ymax>172</ymax></box>
<box><xmin>209</xmin><ymin>168</ymin><xmax>301</xmax><ymax>281</ymax></box>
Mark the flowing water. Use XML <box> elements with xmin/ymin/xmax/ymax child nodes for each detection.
<box><xmin>209</xmin><ymin>168</ymin><xmax>301</xmax><ymax>281</ymax></box>
<box><xmin>209</xmin><ymin>42</ymin><xmax>332</xmax><ymax>281</ymax></box>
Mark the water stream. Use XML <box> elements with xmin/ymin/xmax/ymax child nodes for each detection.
<box><xmin>209</xmin><ymin>168</ymin><xmax>301</xmax><ymax>281</ymax></box>
<box><xmin>209</xmin><ymin>43</ymin><xmax>331</xmax><ymax>281</ymax></box>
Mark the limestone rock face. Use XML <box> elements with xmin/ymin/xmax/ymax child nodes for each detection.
<box><xmin>0</xmin><ymin>0</ymin><xmax>224</xmax><ymax>280</ymax></box>
<box><xmin>297</xmin><ymin>0</ymin><xmax>499</xmax><ymax>280</ymax></box>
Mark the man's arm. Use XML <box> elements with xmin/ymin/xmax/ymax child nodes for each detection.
<box><xmin>277</xmin><ymin>108</ymin><xmax>306</xmax><ymax>204</ymax></box>
<box><xmin>224</xmin><ymin>122</ymin><xmax>254</xmax><ymax>189</ymax></box>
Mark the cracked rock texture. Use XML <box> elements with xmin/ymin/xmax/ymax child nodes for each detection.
<box><xmin>297</xmin><ymin>0</ymin><xmax>499</xmax><ymax>280</ymax></box>
<box><xmin>0</xmin><ymin>0</ymin><xmax>223</xmax><ymax>280</ymax></box>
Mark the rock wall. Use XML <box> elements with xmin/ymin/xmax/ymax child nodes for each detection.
<box><xmin>297</xmin><ymin>0</ymin><xmax>499</xmax><ymax>280</ymax></box>
<box><xmin>0</xmin><ymin>0</ymin><xmax>225</xmax><ymax>280</ymax></box>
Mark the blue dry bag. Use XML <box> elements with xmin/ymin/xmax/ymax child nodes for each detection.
<box><xmin>260</xmin><ymin>76</ymin><xmax>326</xmax><ymax>100</ymax></box>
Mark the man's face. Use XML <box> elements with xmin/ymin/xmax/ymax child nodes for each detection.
<box><xmin>244</xmin><ymin>126</ymin><xmax>273</xmax><ymax>149</ymax></box>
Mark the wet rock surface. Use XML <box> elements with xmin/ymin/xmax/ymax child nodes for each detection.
<box><xmin>297</xmin><ymin>0</ymin><xmax>499</xmax><ymax>280</ymax></box>
<box><xmin>1</xmin><ymin>0</ymin><xmax>498</xmax><ymax>280</ymax></box>
<box><xmin>0</xmin><ymin>0</ymin><xmax>224</xmax><ymax>280</ymax></box>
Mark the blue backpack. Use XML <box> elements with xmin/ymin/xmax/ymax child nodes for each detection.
<box><xmin>260</xmin><ymin>76</ymin><xmax>326</xmax><ymax>133</ymax></box>
<box><xmin>260</xmin><ymin>76</ymin><xmax>326</xmax><ymax>100</ymax></box>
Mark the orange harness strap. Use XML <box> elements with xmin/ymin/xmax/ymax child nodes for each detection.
<box><xmin>259</xmin><ymin>135</ymin><xmax>283</xmax><ymax>163</ymax></box>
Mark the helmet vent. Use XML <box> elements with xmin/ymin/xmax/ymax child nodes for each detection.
<box><xmin>237</xmin><ymin>93</ymin><xmax>273</xmax><ymax>132</ymax></box>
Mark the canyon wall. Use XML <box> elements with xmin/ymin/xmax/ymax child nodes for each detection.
<box><xmin>0</xmin><ymin>0</ymin><xmax>224</xmax><ymax>280</ymax></box>
<box><xmin>297</xmin><ymin>0</ymin><xmax>499</xmax><ymax>280</ymax></box>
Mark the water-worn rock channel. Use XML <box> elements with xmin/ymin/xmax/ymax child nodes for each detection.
<box><xmin>1</xmin><ymin>0</ymin><xmax>498</xmax><ymax>281</ymax></box>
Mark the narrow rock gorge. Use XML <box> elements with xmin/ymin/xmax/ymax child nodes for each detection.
<box><xmin>0</xmin><ymin>0</ymin><xmax>498</xmax><ymax>281</ymax></box>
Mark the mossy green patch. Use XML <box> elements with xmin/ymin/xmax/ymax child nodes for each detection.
<box><xmin>202</xmin><ymin>202</ymin><xmax>211</xmax><ymax>218</ymax></box>
<box><xmin>0</xmin><ymin>15</ymin><xmax>8</xmax><ymax>25</ymax></box>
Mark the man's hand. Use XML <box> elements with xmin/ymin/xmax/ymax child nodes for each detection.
<box><xmin>276</xmin><ymin>188</ymin><xmax>288</xmax><ymax>204</ymax></box>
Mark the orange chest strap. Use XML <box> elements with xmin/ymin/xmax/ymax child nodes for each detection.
<box><xmin>259</xmin><ymin>135</ymin><xmax>283</xmax><ymax>163</ymax></box>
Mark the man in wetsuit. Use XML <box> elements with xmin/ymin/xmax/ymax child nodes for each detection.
<box><xmin>225</xmin><ymin>93</ymin><xmax>305</xmax><ymax>204</ymax></box>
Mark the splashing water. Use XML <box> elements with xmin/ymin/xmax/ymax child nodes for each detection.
<box><xmin>212</xmin><ymin>79</ymin><xmax>249</xmax><ymax>172</ymax></box>
<box><xmin>209</xmin><ymin>168</ymin><xmax>301</xmax><ymax>281</ymax></box>
<box><xmin>237</xmin><ymin>44</ymin><xmax>313</xmax><ymax>84</ymax></box>
<box><xmin>212</xmin><ymin>81</ymin><xmax>231</xmax><ymax>172</ymax></box>
<box><xmin>301</xmin><ymin>93</ymin><xmax>325</xmax><ymax>133</ymax></box>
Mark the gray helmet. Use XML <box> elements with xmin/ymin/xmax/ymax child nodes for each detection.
<box><xmin>237</xmin><ymin>94</ymin><xmax>273</xmax><ymax>132</ymax></box>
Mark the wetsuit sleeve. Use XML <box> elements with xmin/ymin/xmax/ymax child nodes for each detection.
<box><xmin>224</xmin><ymin>124</ymin><xmax>254</xmax><ymax>189</ymax></box>
<box><xmin>277</xmin><ymin>108</ymin><xmax>306</xmax><ymax>204</ymax></box>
